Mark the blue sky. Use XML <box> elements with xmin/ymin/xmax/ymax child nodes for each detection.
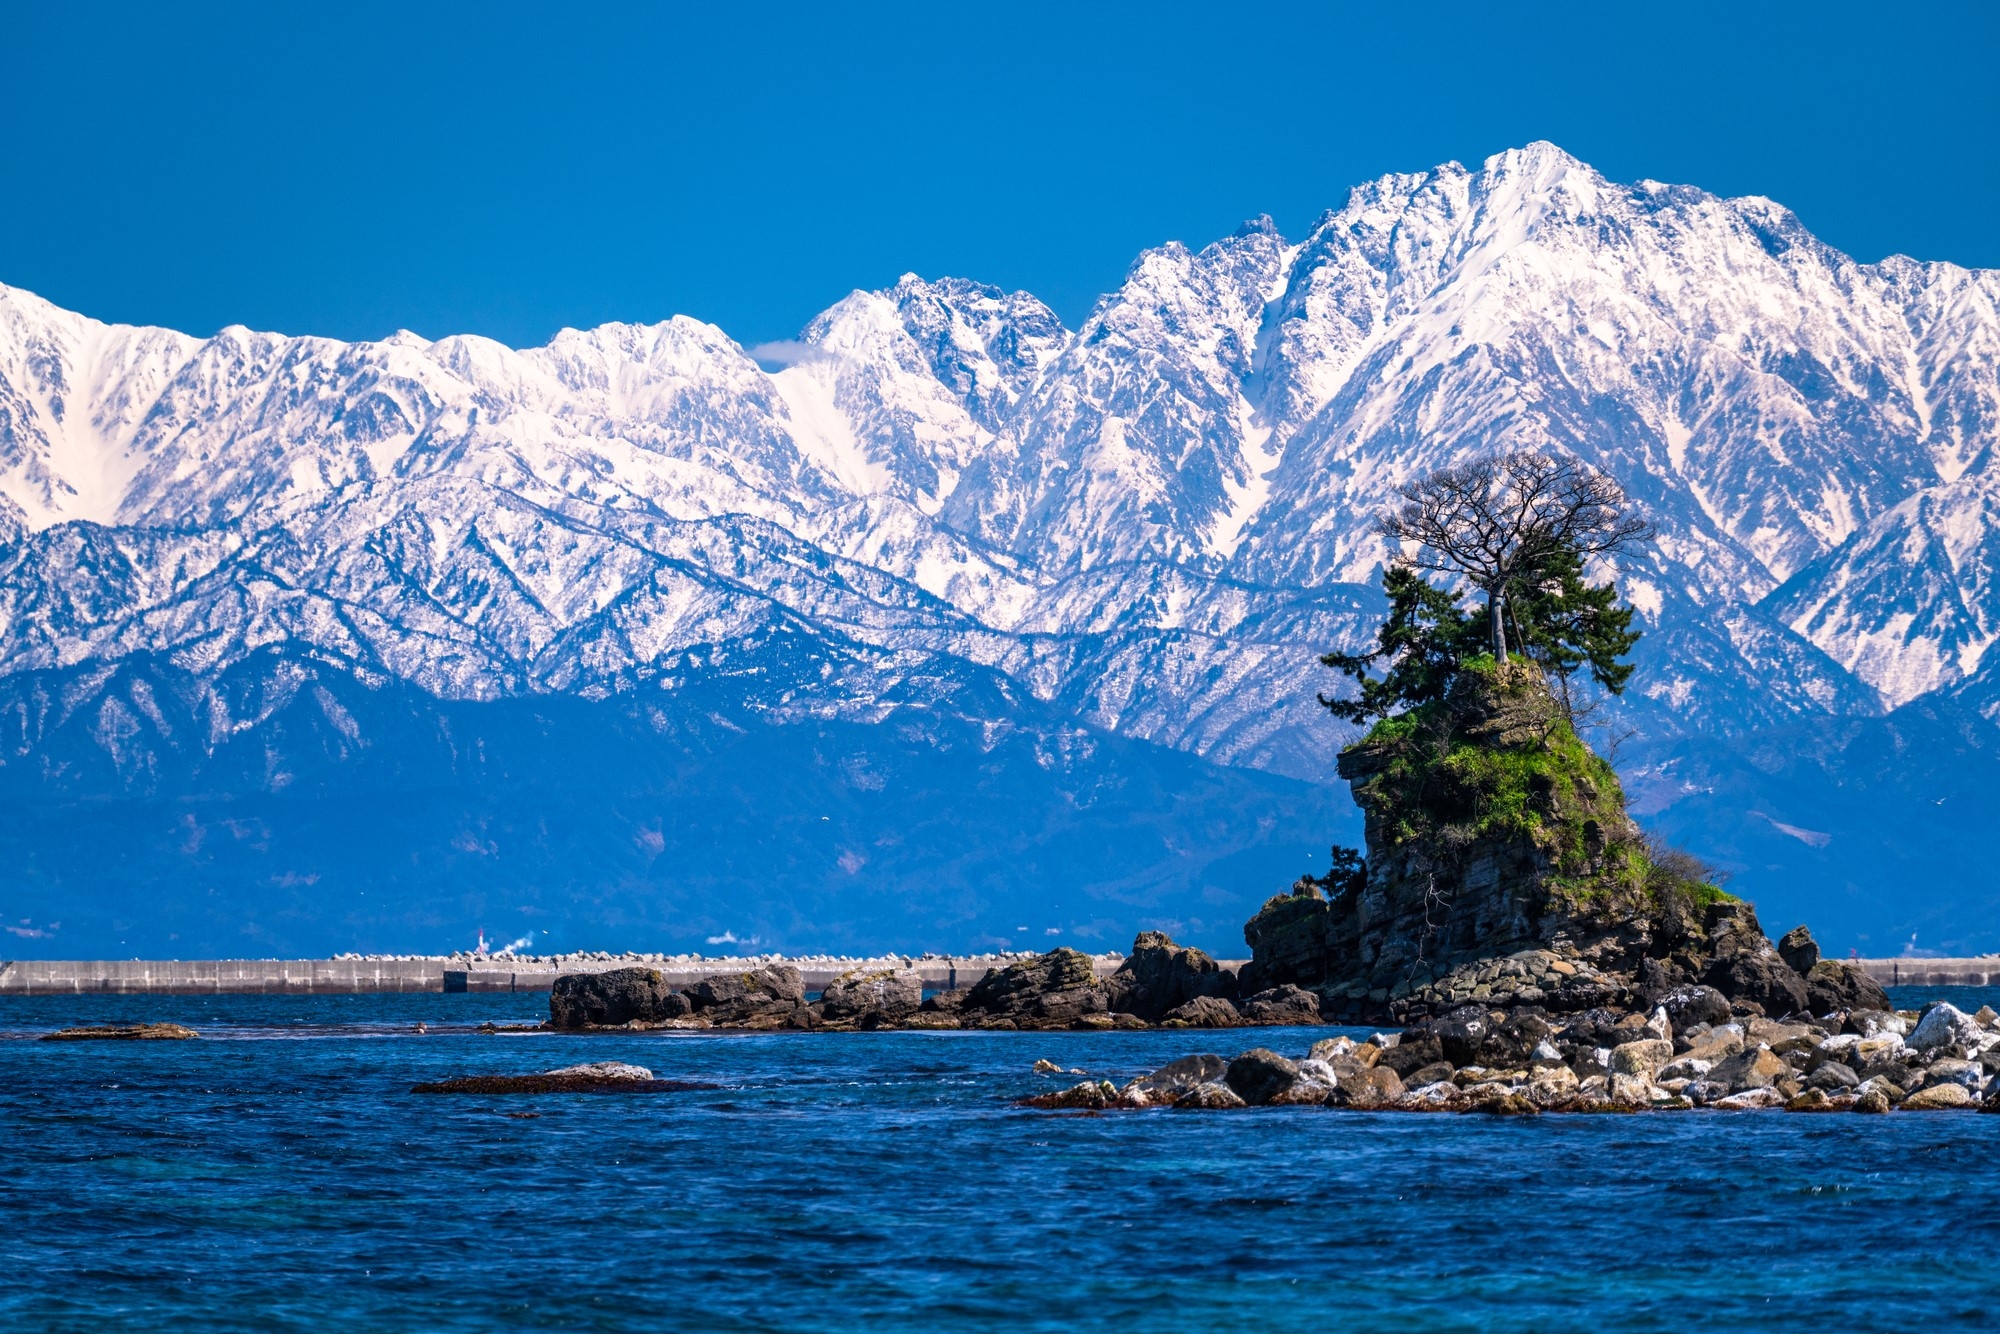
<box><xmin>6</xmin><ymin>1</ymin><xmax>1995</xmax><ymax>349</ymax></box>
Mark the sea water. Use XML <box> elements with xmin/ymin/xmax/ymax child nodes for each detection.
<box><xmin>2</xmin><ymin>987</ymin><xmax>1996</xmax><ymax>1332</ymax></box>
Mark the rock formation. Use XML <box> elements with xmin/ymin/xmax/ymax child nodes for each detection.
<box><xmin>1024</xmin><ymin>1002</ymin><xmax>2000</xmax><ymax>1114</ymax></box>
<box><xmin>1242</xmin><ymin>662</ymin><xmax>1866</xmax><ymax>1025</ymax></box>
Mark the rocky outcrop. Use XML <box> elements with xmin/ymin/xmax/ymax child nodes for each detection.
<box><xmin>818</xmin><ymin>966</ymin><xmax>923</xmax><ymax>1026</ymax></box>
<box><xmin>1026</xmin><ymin>1001</ymin><xmax>2000</xmax><ymax>1114</ymax></box>
<box><xmin>957</xmin><ymin>948</ymin><xmax>1112</xmax><ymax>1028</ymax></box>
<box><xmin>549</xmin><ymin>967</ymin><xmax>689</xmax><ymax>1028</ymax></box>
<box><xmin>1104</xmin><ymin>932</ymin><xmax>1238</xmax><ymax>1021</ymax></box>
<box><xmin>1242</xmin><ymin>664</ymin><xmax>1837</xmax><ymax>1026</ymax></box>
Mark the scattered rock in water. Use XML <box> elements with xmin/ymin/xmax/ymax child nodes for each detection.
<box><xmin>1023</xmin><ymin>999</ymin><xmax>2000</xmax><ymax>1116</ymax></box>
<box><xmin>412</xmin><ymin>1061</ymin><xmax>710</xmax><ymax>1095</ymax></box>
<box><xmin>41</xmin><ymin>1023</ymin><xmax>199</xmax><ymax>1041</ymax></box>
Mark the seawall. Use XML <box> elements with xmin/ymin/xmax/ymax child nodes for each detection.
<box><xmin>0</xmin><ymin>953</ymin><xmax>1133</xmax><ymax>996</ymax></box>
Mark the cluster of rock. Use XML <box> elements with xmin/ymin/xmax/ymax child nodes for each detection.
<box><xmin>545</xmin><ymin>933</ymin><xmax>1316</xmax><ymax>1031</ymax></box>
<box><xmin>1028</xmin><ymin>999</ymin><xmax>2000</xmax><ymax>1114</ymax></box>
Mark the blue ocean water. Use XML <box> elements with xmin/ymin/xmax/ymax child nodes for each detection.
<box><xmin>2</xmin><ymin>987</ymin><xmax>1996</xmax><ymax>1332</ymax></box>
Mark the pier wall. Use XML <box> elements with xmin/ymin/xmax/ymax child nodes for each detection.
<box><xmin>0</xmin><ymin>954</ymin><xmax>1129</xmax><ymax>996</ymax></box>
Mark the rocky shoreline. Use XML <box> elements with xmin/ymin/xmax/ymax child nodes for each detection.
<box><xmin>541</xmin><ymin>933</ymin><xmax>1308</xmax><ymax>1032</ymax></box>
<box><xmin>1026</xmin><ymin>999</ymin><xmax>2000</xmax><ymax>1114</ymax></box>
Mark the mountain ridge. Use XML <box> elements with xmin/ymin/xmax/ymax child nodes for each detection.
<box><xmin>4</xmin><ymin>141</ymin><xmax>1999</xmax><ymax>956</ymax></box>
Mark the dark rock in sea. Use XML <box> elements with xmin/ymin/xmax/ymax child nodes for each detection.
<box><xmin>1430</xmin><ymin>1004</ymin><xmax>1493</xmax><ymax>1066</ymax></box>
<box><xmin>1020</xmin><ymin>1080</ymin><xmax>1118</xmax><ymax>1110</ymax></box>
<box><xmin>1105</xmin><ymin>931</ymin><xmax>1238</xmax><ymax>1021</ymax></box>
<box><xmin>1127</xmin><ymin>1054</ymin><xmax>1228</xmax><ymax>1103</ymax></box>
<box><xmin>40</xmin><ymin>1022</ymin><xmax>199</xmax><ymax>1041</ymax></box>
<box><xmin>413</xmin><ymin>1061</ymin><xmax>709</xmax><ymax>1094</ymax></box>
<box><xmin>1223</xmin><ymin>1048</ymin><xmax>1300</xmax><ymax>1105</ymax></box>
<box><xmin>549</xmin><ymin>967</ymin><xmax>687</xmax><ymax>1029</ymax></box>
<box><xmin>1377</xmin><ymin>1032</ymin><xmax>1444</xmax><ymax>1078</ymax></box>
<box><xmin>1803</xmin><ymin>960</ymin><xmax>1890</xmax><ymax>1016</ymax></box>
<box><xmin>818</xmin><ymin>966</ymin><xmax>923</xmax><ymax>1027</ymax></box>
<box><xmin>1158</xmin><ymin>995</ymin><xmax>1245</xmax><ymax>1028</ymax></box>
<box><xmin>1405</xmin><ymin>1061</ymin><xmax>1456</xmax><ymax>1088</ymax></box>
<box><xmin>1330</xmin><ymin>1064</ymin><xmax>1404</xmax><ymax>1107</ymax></box>
<box><xmin>688</xmin><ymin>964</ymin><xmax>808</xmax><ymax>1027</ymax></box>
<box><xmin>959</xmin><ymin>948</ymin><xmax>1109</xmax><ymax>1029</ymax></box>
<box><xmin>1238</xmin><ymin>984</ymin><xmax>1321</xmax><ymax>1026</ymax></box>
<box><xmin>1172</xmin><ymin>1081</ymin><xmax>1249</xmax><ymax>1110</ymax></box>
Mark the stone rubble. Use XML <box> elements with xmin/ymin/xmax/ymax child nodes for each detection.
<box><xmin>1023</xmin><ymin>1001</ymin><xmax>2000</xmax><ymax>1115</ymax></box>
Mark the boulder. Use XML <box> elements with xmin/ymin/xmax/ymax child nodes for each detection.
<box><xmin>687</xmin><ymin>964</ymin><xmax>807</xmax><ymax>1026</ymax></box>
<box><xmin>1659</xmin><ymin>985</ymin><xmax>1732</xmax><ymax>1031</ymax></box>
<box><xmin>1610</xmin><ymin>1038</ymin><xmax>1674</xmax><ymax>1077</ymax></box>
<box><xmin>1224</xmin><ymin>1048</ymin><xmax>1302</xmax><ymax>1105</ymax></box>
<box><xmin>1174</xmin><ymin>1081</ymin><xmax>1249</xmax><ymax>1110</ymax></box>
<box><xmin>1777</xmin><ymin>925</ymin><xmax>1820</xmax><ymax>975</ymax></box>
<box><xmin>1238</xmin><ymin>985</ymin><xmax>1322</xmax><ymax>1025</ymax></box>
<box><xmin>1854</xmin><ymin>1088</ymin><xmax>1892</xmax><ymax>1114</ymax></box>
<box><xmin>818</xmin><ymin>967</ymin><xmax>923</xmax><ymax>1025</ymax></box>
<box><xmin>1804</xmin><ymin>961</ymin><xmax>1890</xmax><ymax>1016</ymax></box>
<box><xmin>1920</xmin><ymin>1059</ymin><xmax>1984</xmax><ymax>1092</ymax></box>
<box><xmin>548</xmin><ymin>967</ymin><xmax>687</xmax><ymax>1028</ymax></box>
<box><xmin>1105</xmin><ymin>932</ymin><xmax>1237</xmax><ymax>1022</ymax></box>
<box><xmin>1125</xmin><ymin>1054</ymin><xmax>1228</xmax><ymax>1102</ymax></box>
<box><xmin>1159</xmin><ymin>996</ymin><xmax>1246</xmax><ymax>1028</ymax></box>
<box><xmin>1701</xmin><ymin>905</ymin><xmax>1809</xmax><ymax>1017</ymax></box>
<box><xmin>1377</xmin><ymin>1032</ymin><xmax>1444</xmax><ymax>1077</ymax></box>
<box><xmin>1022</xmin><ymin>1080</ymin><xmax>1118</xmax><ymax>1110</ymax></box>
<box><xmin>1909</xmin><ymin>1003</ymin><xmax>1984</xmax><ymax>1055</ymax></box>
<box><xmin>1707</xmin><ymin>1046</ymin><xmax>1790</xmax><ymax>1092</ymax></box>
<box><xmin>960</xmin><ymin>949</ymin><xmax>1109</xmax><ymax>1029</ymax></box>
<box><xmin>1808</xmin><ymin>1062</ymin><xmax>1859</xmax><ymax>1092</ymax></box>
<box><xmin>1711</xmin><ymin>1087</ymin><xmax>1787</xmax><ymax>1110</ymax></box>
<box><xmin>1901</xmin><ymin>1083</ymin><xmax>1974</xmax><ymax>1111</ymax></box>
<box><xmin>1431</xmin><ymin>1004</ymin><xmax>1494</xmax><ymax>1066</ymax></box>
<box><xmin>1406</xmin><ymin>1061</ymin><xmax>1456</xmax><ymax>1088</ymax></box>
<box><xmin>1331</xmin><ymin>1065</ymin><xmax>1405</xmax><ymax>1107</ymax></box>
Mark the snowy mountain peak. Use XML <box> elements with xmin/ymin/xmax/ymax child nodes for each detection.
<box><xmin>3</xmin><ymin>142</ymin><xmax>2000</xmax><ymax>790</ymax></box>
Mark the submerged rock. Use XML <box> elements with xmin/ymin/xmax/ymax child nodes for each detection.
<box><xmin>413</xmin><ymin>1061</ymin><xmax>709</xmax><ymax>1094</ymax></box>
<box><xmin>40</xmin><ymin>1022</ymin><xmax>199</xmax><ymax>1041</ymax></box>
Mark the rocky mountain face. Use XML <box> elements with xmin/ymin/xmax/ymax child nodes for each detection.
<box><xmin>3</xmin><ymin>142</ymin><xmax>1999</xmax><ymax>956</ymax></box>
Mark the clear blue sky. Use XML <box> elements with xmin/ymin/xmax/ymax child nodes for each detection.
<box><xmin>6</xmin><ymin>1</ymin><xmax>1996</xmax><ymax>349</ymax></box>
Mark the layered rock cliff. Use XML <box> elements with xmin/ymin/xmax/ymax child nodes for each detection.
<box><xmin>1243</xmin><ymin>662</ymin><xmax>1886</xmax><ymax>1022</ymax></box>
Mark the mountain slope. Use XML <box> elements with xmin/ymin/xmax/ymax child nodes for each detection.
<box><xmin>3</xmin><ymin>142</ymin><xmax>1998</xmax><ymax>955</ymax></box>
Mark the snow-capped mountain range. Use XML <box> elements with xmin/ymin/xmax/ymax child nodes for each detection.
<box><xmin>4</xmin><ymin>142</ymin><xmax>1999</xmax><ymax>956</ymax></box>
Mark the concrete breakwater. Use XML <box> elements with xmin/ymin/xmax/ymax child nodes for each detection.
<box><xmin>0</xmin><ymin>952</ymin><xmax>1133</xmax><ymax>997</ymax></box>
<box><xmin>0</xmin><ymin>954</ymin><xmax>1986</xmax><ymax>997</ymax></box>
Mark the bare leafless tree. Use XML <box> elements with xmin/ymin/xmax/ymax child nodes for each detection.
<box><xmin>1378</xmin><ymin>451</ymin><xmax>1653</xmax><ymax>662</ymax></box>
